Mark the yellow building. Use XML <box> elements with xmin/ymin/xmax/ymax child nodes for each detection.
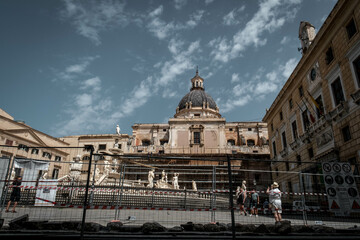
<box><xmin>263</xmin><ymin>0</ymin><xmax>360</xmax><ymax>196</ymax></box>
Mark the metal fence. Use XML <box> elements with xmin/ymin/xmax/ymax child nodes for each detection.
<box><xmin>1</xmin><ymin>145</ymin><xmax>360</xmax><ymax>237</ymax></box>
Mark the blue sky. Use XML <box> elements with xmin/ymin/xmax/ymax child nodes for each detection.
<box><xmin>0</xmin><ymin>0</ymin><xmax>337</xmax><ymax>137</ymax></box>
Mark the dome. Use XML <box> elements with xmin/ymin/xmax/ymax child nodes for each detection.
<box><xmin>178</xmin><ymin>89</ymin><xmax>217</xmax><ymax>110</ymax></box>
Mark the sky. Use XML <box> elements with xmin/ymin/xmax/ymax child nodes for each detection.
<box><xmin>0</xmin><ymin>0</ymin><xmax>337</xmax><ymax>137</ymax></box>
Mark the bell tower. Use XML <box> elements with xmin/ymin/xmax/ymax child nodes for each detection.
<box><xmin>190</xmin><ymin>67</ymin><xmax>204</xmax><ymax>90</ymax></box>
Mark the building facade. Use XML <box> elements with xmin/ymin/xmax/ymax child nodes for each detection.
<box><xmin>263</xmin><ymin>0</ymin><xmax>360</xmax><ymax>196</ymax></box>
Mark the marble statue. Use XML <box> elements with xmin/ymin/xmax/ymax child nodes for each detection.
<box><xmin>241</xmin><ymin>180</ymin><xmax>247</xmax><ymax>191</ymax></box>
<box><xmin>41</xmin><ymin>170</ymin><xmax>48</xmax><ymax>180</ymax></box>
<box><xmin>58</xmin><ymin>155</ymin><xmax>82</xmax><ymax>183</ymax></box>
<box><xmin>112</xmin><ymin>158</ymin><xmax>118</xmax><ymax>173</ymax></box>
<box><xmin>116</xmin><ymin>125</ymin><xmax>121</xmax><ymax>135</ymax></box>
<box><xmin>172</xmin><ymin>173</ymin><xmax>179</xmax><ymax>190</ymax></box>
<box><xmin>114</xmin><ymin>139</ymin><xmax>119</xmax><ymax>148</ymax></box>
<box><xmin>161</xmin><ymin>170</ymin><xmax>166</xmax><ymax>182</ymax></box>
<box><xmin>103</xmin><ymin>160</ymin><xmax>111</xmax><ymax>176</ymax></box>
<box><xmin>192</xmin><ymin>180</ymin><xmax>197</xmax><ymax>191</ymax></box>
<box><xmin>147</xmin><ymin>169</ymin><xmax>155</xmax><ymax>188</ymax></box>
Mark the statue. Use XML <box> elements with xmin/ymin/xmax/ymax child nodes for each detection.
<box><xmin>112</xmin><ymin>158</ymin><xmax>118</xmax><ymax>173</ymax></box>
<box><xmin>172</xmin><ymin>173</ymin><xmax>179</xmax><ymax>190</ymax></box>
<box><xmin>161</xmin><ymin>170</ymin><xmax>166</xmax><ymax>182</ymax></box>
<box><xmin>69</xmin><ymin>155</ymin><xmax>82</xmax><ymax>182</ymax></box>
<box><xmin>241</xmin><ymin>180</ymin><xmax>247</xmax><ymax>191</ymax></box>
<box><xmin>41</xmin><ymin>170</ymin><xmax>48</xmax><ymax>180</ymax></box>
<box><xmin>147</xmin><ymin>169</ymin><xmax>155</xmax><ymax>188</ymax></box>
<box><xmin>192</xmin><ymin>180</ymin><xmax>197</xmax><ymax>191</ymax></box>
<box><xmin>103</xmin><ymin>160</ymin><xmax>111</xmax><ymax>176</ymax></box>
<box><xmin>94</xmin><ymin>166</ymin><xmax>100</xmax><ymax>181</ymax></box>
<box><xmin>114</xmin><ymin>139</ymin><xmax>119</xmax><ymax>148</ymax></box>
<box><xmin>116</xmin><ymin>125</ymin><xmax>121</xmax><ymax>135</ymax></box>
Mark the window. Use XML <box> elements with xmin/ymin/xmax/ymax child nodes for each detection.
<box><xmin>163</xmin><ymin>129</ymin><xmax>167</xmax><ymax>132</ymax></box>
<box><xmin>247</xmin><ymin>139</ymin><xmax>255</xmax><ymax>146</ymax></box>
<box><xmin>142</xmin><ymin>140</ymin><xmax>150</xmax><ymax>146</ymax></box>
<box><xmin>31</xmin><ymin>149</ymin><xmax>39</xmax><ymax>155</ymax></box>
<box><xmin>286</xmin><ymin>161</ymin><xmax>290</xmax><ymax>171</ymax></box>
<box><xmin>52</xmin><ymin>169</ymin><xmax>59</xmax><ymax>179</ymax></box>
<box><xmin>55</xmin><ymin>156</ymin><xmax>61</xmax><ymax>161</ymax></box>
<box><xmin>342</xmin><ymin>125</ymin><xmax>351</xmax><ymax>142</ymax></box>
<box><xmin>18</xmin><ymin>144</ymin><xmax>29</xmax><ymax>152</ymax></box>
<box><xmin>325</xmin><ymin>47</ymin><xmax>334</xmax><ymax>65</ymax></box>
<box><xmin>296</xmin><ymin>155</ymin><xmax>302</xmax><ymax>165</ymax></box>
<box><xmin>194</xmin><ymin>132</ymin><xmax>200</xmax><ymax>144</ymax></box>
<box><xmin>315</xmin><ymin>95</ymin><xmax>324</xmax><ymax>118</ymax></box>
<box><xmin>353</xmin><ymin>55</ymin><xmax>360</xmax><ymax>88</ymax></box>
<box><xmin>289</xmin><ymin>99</ymin><xmax>293</xmax><ymax>109</ymax></box>
<box><xmin>5</xmin><ymin>139</ymin><xmax>13</xmax><ymax>146</ymax></box>
<box><xmin>346</xmin><ymin>18</ymin><xmax>357</xmax><ymax>39</ymax></box>
<box><xmin>42</xmin><ymin>152</ymin><xmax>51</xmax><ymax>159</ymax></box>
<box><xmin>279</xmin><ymin>112</ymin><xmax>283</xmax><ymax>121</ymax></box>
<box><xmin>194</xmin><ymin>114</ymin><xmax>200</xmax><ymax>117</ymax></box>
<box><xmin>272</xmin><ymin>141</ymin><xmax>277</xmax><ymax>157</ymax></box>
<box><xmin>271</xmin><ymin>123</ymin><xmax>274</xmax><ymax>132</ymax></box>
<box><xmin>160</xmin><ymin>140</ymin><xmax>168</xmax><ymax>145</ymax></box>
<box><xmin>302</xmin><ymin>110</ymin><xmax>310</xmax><ymax>130</ymax></box>
<box><xmin>84</xmin><ymin>145</ymin><xmax>93</xmax><ymax>151</ymax></box>
<box><xmin>308</xmin><ymin>148</ymin><xmax>314</xmax><ymax>159</ymax></box>
<box><xmin>291</xmin><ymin>121</ymin><xmax>298</xmax><ymax>140</ymax></box>
<box><xmin>281</xmin><ymin>131</ymin><xmax>287</xmax><ymax>149</ymax></box>
<box><xmin>229</xmin><ymin>128</ymin><xmax>233</xmax><ymax>131</ymax></box>
<box><xmin>227</xmin><ymin>139</ymin><xmax>235</xmax><ymax>146</ymax></box>
<box><xmin>248</xmin><ymin>128</ymin><xmax>252</xmax><ymax>131</ymax></box>
<box><xmin>299</xmin><ymin>86</ymin><xmax>304</xmax><ymax>97</ymax></box>
<box><xmin>99</xmin><ymin>144</ymin><xmax>106</xmax><ymax>150</ymax></box>
<box><xmin>331</xmin><ymin>77</ymin><xmax>345</xmax><ymax>106</ymax></box>
<box><xmin>288</xmin><ymin>181</ymin><xmax>293</xmax><ymax>193</ymax></box>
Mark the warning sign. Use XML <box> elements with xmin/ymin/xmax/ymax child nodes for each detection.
<box><xmin>322</xmin><ymin>162</ymin><xmax>359</xmax><ymax>216</ymax></box>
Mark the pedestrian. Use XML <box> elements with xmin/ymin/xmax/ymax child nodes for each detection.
<box><xmin>236</xmin><ymin>187</ymin><xmax>247</xmax><ymax>216</ymax></box>
<box><xmin>250</xmin><ymin>188</ymin><xmax>259</xmax><ymax>217</ymax></box>
<box><xmin>6</xmin><ymin>176</ymin><xmax>22</xmax><ymax>213</ymax></box>
<box><xmin>266</xmin><ymin>182</ymin><xmax>282</xmax><ymax>223</ymax></box>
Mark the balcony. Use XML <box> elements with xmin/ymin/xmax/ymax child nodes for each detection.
<box><xmin>351</xmin><ymin>89</ymin><xmax>360</xmax><ymax>105</ymax></box>
<box><xmin>307</xmin><ymin>116</ymin><xmax>328</xmax><ymax>137</ymax></box>
<box><xmin>327</xmin><ymin>101</ymin><xmax>349</xmax><ymax>121</ymax></box>
<box><xmin>299</xmin><ymin>132</ymin><xmax>310</xmax><ymax>143</ymax></box>
<box><xmin>289</xmin><ymin>138</ymin><xmax>302</xmax><ymax>150</ymax></box>
<box><xmin>280</xmin><ymin>148</ymin><xmax>288</xmax><ymax>158</ymax></box>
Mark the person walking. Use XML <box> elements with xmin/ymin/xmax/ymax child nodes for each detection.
<box><xmin>250</xmin><ymin>188</ymin><xmax>259</xmax><ymax>217</ymax></box>
<box><xmin>6</xmin><ymin>176</ymin><xmax>22</xmax><ymax>213</ymax></box>
<box><xmin>236</xmin><ymin>187</ymin><xmax>247</xmax><ymax>216</ymax></box>
<box><xmin>267</xmin><ymin>182</ymin><xmax>282</xmax><ymax>223</ymax></box>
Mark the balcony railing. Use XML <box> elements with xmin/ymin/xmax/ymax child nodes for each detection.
<box><xmin>280</xmin><ymin>148</ymin><xmax>288</xmax><ymax>158</ymax></box>
<box><xmin>327</xmin><ymin>100</ymin><xmax>349</xmax><ymax>121</ymax></box>
<box><xmin>350</xmin><ymin>88</ymin><xmax>360</xmax><ymax>105</ymax></box>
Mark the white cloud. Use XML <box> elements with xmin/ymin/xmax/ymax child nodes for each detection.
<box><xmin>147</xmin><ymin>6</ymin><xmax>204</xmax><ymax>40</ymax></box>
<box><xmin>231</xmin><ymin>73</ymin><xmax>240</xmax><ymax>83</ymax></box>
<box><xmin>174</xmin><ymin>0</ymin><xmax>187</xmax><ymax>10</ymax></box>
<box><xmin>81</xmin><ymin>77</ymin><xmax>101</xmax><ymax>92</ymax></box>
<box><xmin>219</xmin><ymin>57</ymin><xmax>299</xmax><ymax>113</ymax></box>
<box><xmin>280</xmin><ymin>36</ymin><xmax>290</xmax><ymax>45</ymax></box>
<box><xmin>61</xmin><ymin>0</ymin><xmax>129</xmax><ymax>45</ymax></box>
<box><xmin>223</xmin><ymin>6</ymin><xmax>245</xmax><ymax>26</ymax></box>
<box><xmin>205</xmin><ymin>0</ymin><xmax>214</xmax><ymax>5</ymax></box>
<box><xmin>210</xmin><ymin>0</ymin><xmax>301</xmax><ymax>63</ymax></box>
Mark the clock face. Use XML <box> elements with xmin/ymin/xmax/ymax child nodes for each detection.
<box><xmin>310</xmin><ymin>68</ymin><xmax>316</xmax><ymax>81</ymax></box>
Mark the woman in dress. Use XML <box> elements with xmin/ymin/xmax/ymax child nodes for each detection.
<box><xmin>267</xmin><ymin>182</ymin><xmax>282</xmax><ymax>222</ymax></box>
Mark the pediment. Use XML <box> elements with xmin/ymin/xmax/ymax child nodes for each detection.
<box><xmin>4</xmin><ymin>128</ymin><xmax>47</xmax><ymax>146</ymax></box>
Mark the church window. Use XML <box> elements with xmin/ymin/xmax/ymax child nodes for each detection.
<box><xmin>194</xmin><ymin>132</ymin><xmax>200</xmax><ymax>144</ymax></box>
<box><xmin>247</xmin><ymin>139</ymin><xmax>255</xmax><ymax>146</ymax></box>
<box><xmin>346</xmin><ymin>18</ymin><xmax>357</xmax><ymax>40</ymax></box>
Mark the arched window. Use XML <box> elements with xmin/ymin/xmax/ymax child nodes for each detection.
<box><xmin>142</xmin><ymin>139</ymin><xmax>151</xmax><ymax>146</ymax></box>
<box><xmin>227</xmin><ymin>139</ymin><xmax>235</xmax><ymax>146</ymax></box>
<box><xmin>247</xmin><ymin>139</ymin><xmax>255</xmax><ymax>146</ymax></box>
<box><xmin>195</xmin><ymin>81</ymin><xmax>198</xmax><ymax>87</ymax></box>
